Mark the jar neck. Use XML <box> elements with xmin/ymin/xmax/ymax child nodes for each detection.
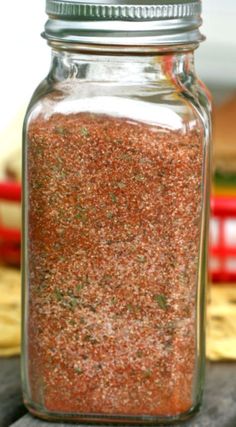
<box><xmin>48</xmin><ymin>45</ymin><xmax>197</xmax><ymax>86</ymax></box>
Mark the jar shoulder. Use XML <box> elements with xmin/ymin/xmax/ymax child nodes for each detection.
<box><xmin>24</xmin><ymin>78</ymin><xmax>210</xmax><ymax>134</ymax></box>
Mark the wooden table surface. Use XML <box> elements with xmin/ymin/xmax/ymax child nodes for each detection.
<box><xmin>1</xmin><ymin>357</ymin><xmax>236</xmax><ymax>427</ymax></box>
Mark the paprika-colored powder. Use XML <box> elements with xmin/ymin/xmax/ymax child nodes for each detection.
<box><xmin>26</xmin><ymin>112</ymin><xmax>203</xmax><ymax>417</ymax></box>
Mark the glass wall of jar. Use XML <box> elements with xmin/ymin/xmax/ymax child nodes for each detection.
<box><xmin>22</xmin><ymin>0</ymin><xmax>211</xmax><ymax>424</ymax></box>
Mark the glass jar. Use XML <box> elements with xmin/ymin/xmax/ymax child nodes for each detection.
<box><xmin>22</xmin><ymin>0</ymin><xmax>211</xmax><ymax>424</ymax></box>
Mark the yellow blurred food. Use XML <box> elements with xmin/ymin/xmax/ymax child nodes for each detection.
<box><xmin>0</xmin><ymin>266</ymin><xmax>21</xmax><ymax>356</ymax></box>
<box><xmin>207</xmin><ymin>284</ymin><xmax>236</xmax><ymax>361</ymax></box>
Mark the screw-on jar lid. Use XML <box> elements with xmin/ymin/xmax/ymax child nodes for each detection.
<box><xmin>44</xmin><ymin>0</ymin><xmax>204</xmax><ymax>46</ymax></box>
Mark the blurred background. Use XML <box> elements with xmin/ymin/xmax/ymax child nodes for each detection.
<box><xmin>0</xmin><ymin>0</ymin><xmax>236</xmax><ymax>360</ymax></box>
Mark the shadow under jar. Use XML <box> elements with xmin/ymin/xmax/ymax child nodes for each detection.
<box><xmin>22</xmin><ymin>0</ymin><xmax>211</xmax><ymax>424</ymax></box>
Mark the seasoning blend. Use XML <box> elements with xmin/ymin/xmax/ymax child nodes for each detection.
<box><xmin>22</xmin><ymin>0</ymin><xmax>211</xmax><ymax>423</ymax></box>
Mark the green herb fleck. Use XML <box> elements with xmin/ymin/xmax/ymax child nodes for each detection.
<box><xmin>127</xmin><ymin>303</ymin><xmax>134</xmax><ymax>312</ymax></box>
<box><xmin>77</xmin><ymin>275</ymin><xmax>89</xmax><ymax>289</ymax></box>
<box><xmin>127</xmin><ymin>303</ymin><xmax>141</xmax><ymax>313</ymax></box>
<box><xmin>55</xmin><ymin>126</ymin><xmax>67</xmax><ymax>136</ymax></box>
<box><xmin>136</xmin><ymin>255</ymin><xmax>147</xmax><ymax>263</ymax></box>
<box><xmin>83</xmin><ymin>334</ymin><xmax>98</xmax><ymax>344</ymax></box>
<box><xmin>166</xmin><ymin>321</ymin><xmax>175</xmax><ymax>331</ymax></box>
<box><xmin>107</xmin><ymin>212</ymin><xmax>114</xmax><ymax>219</ymax></box>
<box><xmin>140</xmin><ymin>157</ymin><xmax>152</xmax><ymax>164</ymax></box>
<box><xmin>120</xmin><ymin>153</ymin><xmax>132</xmax><ymax>161</ymax></box>
<box><xmin>68</xmin><ymin>297</ymin><xmax>78</xmax><ymax>310</ymax></box>
<box><xmin>53</xmin><ymin>242</ymin><xmax>61</xmax><ymax>251</ymax></box>
<box><xmin>76</xmin><ymin>206</ymin><xmax>88</xmax><ymax>223</ymax></box>
<box><xmin>110</xmin><ymin>193</ymin><xmax>117</xmax><ymax>203</ymax></box>
<box><xmin>59</xmin><ymin>171</ymin><xmax>67</xmax><ymax>179</ymax></box>
<box><xmin>95</xmin><ymin>363</ymin><xmax>103</xmax><ymax>370</ymax></box>
<box><xmin>111</xmin><ymin>297</ymin><xmax>117</xmax><ymax>305</ymax></box>
<box><xmin>35</xmin><ymin>149</ymin><xmax>42</xmax><ymax>158</ymax></box>
<box><xmin>76</xmin><ymin>213</ymin><xmax>86</xmax><ymax>221</ymax></box>
<box><xmin>143</xmin><ymin>368</ymin><xmax>152</xmax><ymax>378</ymax></box>
<box><xmin>117</xmin><ymin>181</ymin><xmax>126</xmax><ymax>189</ymax></box>
<box><xmin>74</xmin><ymin>366</ymin><xmax>83</xmax><ymax>375</ymax></box>
<box><xmin>134</xmin><ymin>174</ymin><xmax>145</xmax><ymax>182</ymax></box>
<box><xmin>154</xmin><ymin>294</ymin><xmax>168</xmax><ymax>310</ymax></box>
<box><xmin>52</xmin><ymin>164</ymin><xmax>60</xmax><ymax>173</ymax></box>
<box><xmin>34</xmin><ymin>182</ymin><xmax>42</xmax><ymax>190</ymax></box>
<box><xmin>80</xmin><ymin>127</ymin><xmax>89</xmax><ymax>137</ymax></box>
<box><xmin>136</xmin><ymin>350</ymin><xmax>143</xmax><ymax>358</ymax></box>
<box><xmin>54</xmin><ymin>288</ymin><xmax>63</xmax><ymax>302</ymax></box>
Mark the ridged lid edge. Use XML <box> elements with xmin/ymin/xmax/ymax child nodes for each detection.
<box><xmin>46</xmin><ymin>1</ymin><xmax>201</xmax><ymax>21</ymax></box>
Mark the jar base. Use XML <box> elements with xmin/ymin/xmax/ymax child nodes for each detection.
<box><xmin>24</xmin><ymin>396</ymin><xmax>201</xmax><ymax>425</ymax></box>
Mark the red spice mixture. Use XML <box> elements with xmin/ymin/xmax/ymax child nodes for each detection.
<box><xmin>27</xmin><ymin>113</ymin><xmax>203</xmax><ymax>417</ymax></box>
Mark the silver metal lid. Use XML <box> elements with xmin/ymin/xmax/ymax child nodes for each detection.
<box><xmin>44</xmin><ymin>0</ymin><xmax>204</xmax><ymax>46</ymax></box>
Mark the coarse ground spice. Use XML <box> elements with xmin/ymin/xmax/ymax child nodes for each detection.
<box><xmin>26</xmin><ymin>112</ymin><xmax>203</xmax><ymax>417</ymax></box>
